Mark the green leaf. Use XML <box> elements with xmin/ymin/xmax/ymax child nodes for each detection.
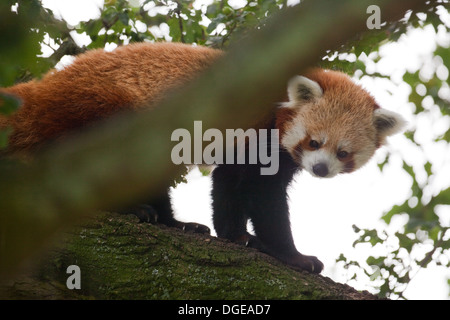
<box><xmin>366</xmin><ymin>256</ymin><xmax>384</xmax><ymax>267</ymax></box>
<box><xmin>167</xmin><ymin>17</ymin><xmax>182</xmax><ymax>42</ymax></box>
<box><xmin>431</xmin><ymin>187</ymin><xmax>450</xmax><ymax>205</ymax></box>
<box><xmin>352</xmin><ymin>228</ymin><xmax>384</xmax><ymax>247</ymax></box>
<box><xmin>382</xmin><ymin>201</ymin><xmax>409</xmax><ymax>224</ymax></box>
<box><xmin>424</xmin><ymin>162</ymin><xmax>432</xmax><ymax>177</ymax></box>
<box><xmin>377</xmin><ymin>154</ymin><xmax>389</xmax><ymax>172</ymax></box>
<box><xmin>118</xmin><ymin>11</ymin><xmax>130</xmax><ymax>26</ymax></box>
<box><xmin>207</xmin><ymin>13</ymin><xmax>226</xmax><ymax>33</ymax></box>
<box><xmin>83</xmin><ymin>19</ymin><xmax>103</xmax><ymax>37</ymax></box>
<box><xmin>396</xmin><ymin>232</ymin><xmax>416</xmax><ymax>253</ymax></box>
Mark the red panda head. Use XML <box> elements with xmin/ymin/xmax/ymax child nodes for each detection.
<box><xmin>276</xmin><ymin>69</ymin><xmax>406</xmax><ymax>178</ymax></box>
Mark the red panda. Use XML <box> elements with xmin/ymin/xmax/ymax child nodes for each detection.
<box><xmin>0</xmin><ymin>42</ymin><xmax>406</xmax><ymax>273</ymax></box>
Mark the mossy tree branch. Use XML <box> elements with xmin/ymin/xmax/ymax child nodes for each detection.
<box><xmin>0</xmin><ymin>212</ymin><xmax>380</xmax><ymax>300</ymax></box>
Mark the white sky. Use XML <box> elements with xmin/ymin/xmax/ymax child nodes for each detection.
<box><xmin>40</xmin><ymin>0</ymin><xmax>450</xmax><ymax>299</ymax></box>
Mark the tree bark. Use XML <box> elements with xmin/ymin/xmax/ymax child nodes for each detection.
<box><xmin>0</xmin><ymin>212</ymin><xmax>379</xmax><ymax>300</ymax></box>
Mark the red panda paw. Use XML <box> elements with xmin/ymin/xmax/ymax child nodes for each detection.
<box><xmin>234</xmin><ymin>233</ymin><xmax>266</xmax><ymax>251</ymax></box>
<box><xmin>285</xmin><ymin>253</ymin><xmax>324</xmax><ymax>274</ymax></box>
<box><xmin>117</xmin><ymin>205</ymin><xmax>210</xmax><ymax>234</ymax></box>
<box><xmin>121</xmin><ymin>204</ymin><xmax>159</xmax><ymax>224</ymax></box>
<box><xmin>176</xmin><ymin>222</ymin><xmax>211</xmax><ymax>234</ymax></box>
<box><xmin>156</xmin><ymin>218</ymin><xmax>211</xmax><ymax>234</ymax></box>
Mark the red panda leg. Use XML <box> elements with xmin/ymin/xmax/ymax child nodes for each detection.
<box><xmin>212</xmin><ymin>159</ymin><xmax>324</xmax><ymax>273</ymax></box>
<box><xmin>249</xmin><ymin>208</ymin><xmax>324</xmax><ymax>274</ymax></box>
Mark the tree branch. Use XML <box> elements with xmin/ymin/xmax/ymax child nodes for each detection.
<box><xmin>0</xmin><ymin>212</ymin><xmax>381</xmax><ymax>299</ymax></box>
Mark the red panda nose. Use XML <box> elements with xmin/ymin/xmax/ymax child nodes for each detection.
<box><xmin>312</xmin><ymin>163</ymin><xmax>328</xmax><ymax>177</ymax></box>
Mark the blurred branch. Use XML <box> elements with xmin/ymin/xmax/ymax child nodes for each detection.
<box><xmin>46</xmin><ymin>38</ymin><xmax>86</xmax><ymax>66</ymax></box>
<box><xmin>0</xmin><ymin>0</ymin><xmax>430</xmax><ymax>276</ymax></box>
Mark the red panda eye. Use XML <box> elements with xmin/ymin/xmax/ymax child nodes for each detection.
<box><xmin>309</xmin><ymin>140</ymin><xmax>319</xmax><ymax>149</ymax></box>
<box><xmin>337</xmin><ymin>150</ymin><xmax>348</xmax><ymax>159</ymax></box>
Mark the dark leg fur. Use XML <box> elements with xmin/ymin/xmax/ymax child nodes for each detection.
<box><xmin>119</xmin><ymin>190</ymin><xmax>210</xmax><ymax>234</ymax></box>
<box><xmin>212</xmin><ymin>147</ymin><xmax>324</xmax><ymax>274</ymax></box>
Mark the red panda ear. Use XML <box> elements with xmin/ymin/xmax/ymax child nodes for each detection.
<box><xmin>287</xmin><ymin>75</ymin><xmax>323</xmax><ymax>104</ymax></box>
<box><xmin>373</xmin><ymin>108</ymin><xmax>407</xmax><ymax>141</ymax></box>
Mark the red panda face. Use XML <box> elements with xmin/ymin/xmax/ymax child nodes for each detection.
<box><xmin>277</xmin><ymin>69</ymin><xmax>406</xmax><ymax>178</ymax></box>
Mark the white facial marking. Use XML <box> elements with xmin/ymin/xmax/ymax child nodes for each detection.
<box><xmin>302</xmin><ymin>149</ymin><xmax>342</xmax><ymax>178</ymax></box>
<box><xmin>280</xmin><ymin>75</ymin><xmax>324</xmax><ymax>159</ymax></box>
<box><xmin>318</xmin><ymin>132</ymin><xmax>328</xmax><ymax>145</ymax></box>
<box><xmin>280</xmin><ymin>119</ymin><xmax>306</xmax><ymax>155</ymax></box>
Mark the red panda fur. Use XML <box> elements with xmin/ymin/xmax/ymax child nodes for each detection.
<box><xmin>0</xmin><ymin>42</ymin><xmax>223</xmax><ymax>155</ymax></box>
<box><xmin>1</xmin><ymin>42</ymin><xmax>390</xmax><ymax>163</ymax></box>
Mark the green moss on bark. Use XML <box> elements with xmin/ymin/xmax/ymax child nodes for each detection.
<box><xmin>0</xmin><ymin>212</ymin><xmax>378</xmax><ymax>300</ymax></box>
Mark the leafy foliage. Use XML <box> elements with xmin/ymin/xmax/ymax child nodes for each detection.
<box><xmin>74</xmin><ymin>0</ymin><xmax>288</xmax><ymax>50</ymax></box>
<box><xmin>331</xmin><ymin>3</ymin><xmax>450</xmax><ymax>299</ymax></box>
